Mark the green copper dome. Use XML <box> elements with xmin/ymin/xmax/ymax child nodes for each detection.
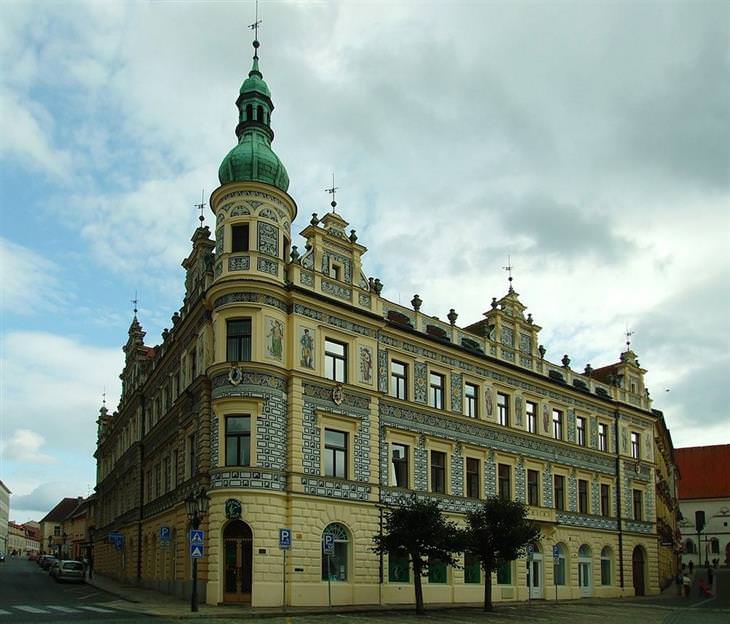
<box><xmin>218</xmin><ymin>43</ymin><xmax>289</xmax><ymax>192</ymax></box>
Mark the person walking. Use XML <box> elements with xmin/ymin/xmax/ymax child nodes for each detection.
<box><xmin>689</xmin><ymin>560</ymin><xmax>694</xmax><ymax>575</ymax></box>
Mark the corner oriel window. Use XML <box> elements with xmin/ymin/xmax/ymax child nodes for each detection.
<box><xmin>390</xmin><ymin>361</ymin><xmax>407</xmax><ymax>400</ymax></box>
<box><xmin>231</xmin><ymin>224</ymin><xmax>249</xmax><ymax>252</ymax></box>
<box><xmin>429</xmin><ymin>373</ymin><xmax>444</xmax><ymax>410</ymax></box>
<box><xmin>225</xmin><ymin>415</ymin><xmax>251</xmax><ymax>466</ymax></box>
<box><xmin>324</xmin><ymin>339</ymin><xmax>347</xmax><ymax>383</ymax></box>
<box><xmin>226</xmin><ymin>318</ymin><xmax>252</xmax><ymax>362</ymax></box>
<box><xmin>497</xmin><ymin>392</ymin><xmax>509</xmax><ymax>426</ymax></box>
<box><xmin>465</xmin><ymin>383</ymin><xmax>478</xmax><ymax>418</ymax></box>
<box><xmin>324</xmin><ymin>429</ymin><xmax>348</xmax><ymax>479</ymax></box>
<box><xmin>391</xmin><ymin>443</ymin><xmax>408</xmax><ymax>488</ymax></box>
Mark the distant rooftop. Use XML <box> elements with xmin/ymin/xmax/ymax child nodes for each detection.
<box><xmin>676</xmin><ymin>445</ymin><xmax>730</xmax><ymax>500</ymax></box>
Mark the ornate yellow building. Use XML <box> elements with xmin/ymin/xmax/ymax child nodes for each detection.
<box><xmin>653</xmin><ymin>411</ymin><xmax>680</xmax><ymax>589</ymax></box>
<box><xmin>93</xmin><ymin>38</ymin><xmax>665</xmax><ymax>606</ymax></box>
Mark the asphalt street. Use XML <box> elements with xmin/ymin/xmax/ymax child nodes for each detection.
<box><xmin>0</xmin><ymin>557</ymin><xmax>161</xmax><ymax>623</ymax></box>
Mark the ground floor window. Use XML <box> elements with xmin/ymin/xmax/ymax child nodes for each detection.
<box><xmin>464</xmin><ymin>552</ymin><xmax>481</xmax><ymax>584</ymax></box>
<box><xmin>600</xmin><ymin>546</ymin><xmax>612</xmax><ymax>585</ymax></box>
<box><xmin>388</xmin><ymin>551</ymin><xmax>410</xmax><ymax>583</ymax></box>
<box><xmin>497</xmin><ymin>560</ymin><xmax>512</xmax><ymax>584</ymax></box>
<box><xmin>554</xmin><ymin>544</ymin><xmax>567</xmax><ymax>585</ymax></box>
<box><xmin>428</xmin><ymin>558</ymin><xmax>448</xmax><ymax>583</ymax></box>
<box><xmin>321</xmin><ymin>523</ymin><xmax>349</xmax><ymax>582</ymax></box>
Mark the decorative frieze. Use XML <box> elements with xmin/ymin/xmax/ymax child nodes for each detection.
<box><xmin>450</xmin><ymin>373</ymin><xmax>462</xmax><ymax>413</ymax></box>
<box><xmin>209</xmin><ymin>468</ymin><xmax>286</xmax><ymax>492</ymax></box>
<box><xmin>321</xmin><ymin>279</ymin><xmax>352</xmax><ymax>300</ymax></box>
<box><xmin>257</xmin><ymin>222</ymin><xmax>279</xmax><ymax>257</ymax></box>
<box><xmin>257</xmin><ymin>257</ymin><xmax>278</xmax><ymax>276</ymax></box>
<box><xmin>212</xmin><ymin>292</ymin><xmax>287</xmax><ymax>312</ymax></box>
<box><xmin>228</xmin><ymin>255</ymin><xmax>250</xmax><ymax>271</ymax></box>
<box><xmin>321</xmin><ymin>250</ymin><xmax>353</xmax><ymax>284</ymax></box>
<box><xmin>414</xmin><ymin>363</ymin><xmax>427</xmax><ymax>403</ymax></box>
<box><xmin>301</xmin><ymin>477</ymin><xmax>371</xmax><ymax>501</ymax></box>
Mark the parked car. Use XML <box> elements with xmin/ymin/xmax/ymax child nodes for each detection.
<box><xmin>50</xmin><ymin>560</ymin><xmax>85</xmax><ymax>583</ymax></box>
<box><xmin>0</xmin><ymin>553</ymin><xmax>5</xmax><ymax>562</ymax></box>
<box><xmin>28</xmin><ymin>552</ymin><xmax>39</xmax><ymax>561</ymax></box>
<box><xmin>40</xmin><ymin>556</ymin><xmax>58</xmax><ymax>570</ymax></box>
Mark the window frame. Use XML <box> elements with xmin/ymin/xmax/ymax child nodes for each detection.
<box><xmin>430</xmin><ymin>449</ymin><xmax>447</xmax><ymax>494</ymax></box>
<box><xmin>464</xmin><ymin>382</ymin><xmax>478</xmax><ymax>418</ymax></box>
<box><xmin>552</xmin><ymin>409</ymin><xmax>563</xmax><ymax>440</ymax></box>
<box><xmin>225</xmin><ymin>414</ymin><xmax>252</xmax><ymax>467</ymax></box>
<box><xmin>526</xmin><ymin>401</ymin><xmax>537</xmax><ymax>434</ymax></box>
<box><xmin>324</xmin><ymin>428</ymin><xmax>348</xmax><ymax>479</ymax></box>
<box><xmin>600</xmin><ymin>547</ymin><xmax>612</xmax><ymax>585</ymax></box>
<box><xmin>527</xmin><ymin>468</ymin><xmax>540</xmax><ymax>506</ymax></box>
<box><xmin>466</xmin><ymin>457</ymin><xmax>481</xmax><ymax>499</ymax></box>
<box><xmin>598</xmin><ymin>423</ymin><xmax>608</xmax><ymax>452</ymax></box>
<box><xmin>554</xmin><ymin>474</ymin><xmax>565</xmax><ymax>511</ymax></box>
<box><xmin>600</xmin><ymin>483</ymin><xmax>610</xmax><ymax>517</ymax></box>
<box><xmin>578</xmin><ymin>478</ymin><xmax>589</xmax><ymax>514</ymax></box>
<box><xmin>429</xmin><ymin>372</ymin><xmax>445</xmax><ymax>410</ymax></box>
<box><xmin>630</xmin><ymin>431</ymin><xmax>640</xmax><ymax>459</ymax></box>
<box><xmin>497</xmin><ymin>392</ymin><xmax>510</xmax><ymax>426</ymax></box>
<box><xmin>576</xmin><ymin>416</ymin><xmax>586</xmax><ymax>446</ymax></box>
<box><xmin>231</xmin><ymin>223</ymin><xmax>250</xmax><ymax>252</ymax></box>
<box><xmin>390</xmin><ymin>360</ymin><xmax>408</xmax><ymax>400</ymax></box>
<box><xmin>632</xmin><ymin>489</ymin><xmax>643</xmax><ymax>520</ymax></box>
<box><xmin>321</xmin><ymin>523</ymin><xmax>349</xmax><ymax>582</ymax></box>
<box><xmin>324</xmin><ymin>338</ymin><xmax>347</xmax><ymax>383</ymax></box>
<box><xmin>226</xmin><ymin>318</ymin><xmax>252</xmax><ymax>362</ymax></box>
<box><xmin>390</xmin><ymin>442</ymin><xmax>409</xmax><ymax>488</ymax></box>
<box><xmin>498</xmin><ymin>463</ymin><xmax>511</xmax><ymax>500</ymax></box>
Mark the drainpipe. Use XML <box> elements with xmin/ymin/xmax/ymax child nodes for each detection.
<box><xmin>137</xmin><ymin>394</ymin><xmax>146</xmax><ymax>583</ymax></box>
<box><xmin>614</xmin><ymin>409</ymin><xmax>624</xmax><ymax>589</ymax></box>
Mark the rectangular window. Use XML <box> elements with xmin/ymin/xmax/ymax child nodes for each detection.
<box><xmin>497</xmin><ymin>561</ymin><xmax>512</xmax><ymax>584</ymax></box>
<box><xmin>578</xmin><ymin>479</ymin><xmax>588</xmax><ymax>514</ymax></box>
<box><xmin>527</xmin><ymin>469</ymin><xmax>540</xmax><ymax>506</ymax></box>
<box><xmin>466</xmin><ymin>458</ymin><xmax>480</xmax><ymax>499</ymax></box>
<box><xmin>154</xmin><ymin>463</ymin><xmax>161</xmax><ymax>499</ymax></box>
<box><xmin>430</xmin><ymin>450</ymin><xmax>446</xmax><ymax>494</ymax></box>
<box><xmin>390</xmin><ymin>361</ymin><xmax>407</xmax><ymax>400</ymax></box>
<box><xmin>576</xmin><ymin>417</ymin><xmax>586</xmax><ymax>446</ymax></box>
<box><xmin>225</xmin><ymin>415</ymin><xmax>251</xmax><ymax>466</ymax></box>
<box><xmin>329</xmin><ymin>263</ymin><xmax>341</xmax><ymax>280</ymax></box>
<box><xmin>172</xmin><ymin>450</ymin><xmax>179</xmax><ymax>489</ymax></box>
<box><xmin>497</xmin><ymin>392</ymin><xmax>509</xmax><ymax>426</ymax></box>
<box><xmin>429</xmin><ymin>373</ymin><xmax>444</xmax><ymax>409</ymax></box>
<box><xmin>188</xmin><ymin>433</ymin><xmax>197</xmax><ymax>478</ymax></box>
<box><xmin>631</xmin><ymin>431</ymin><xmax>640</xmax><ymax>459</ymax></box>
<box><xmin>526</xmin><ymin>401</ymin><xmax>537</xmax><ymax>434</ymax></box>
<box><xmin>601</xmin><ymin>555</ymin><xmax>611</xmax><ymax>585</ymax></box>
<box><xmin>324</xmin><ymin>429</ymin><xmax>348</xmax><ymax>479</ymax></box>
<box><xmin>428</xmin><ymin>558</ymin><xmax>448</xmax><ymax>584</ymax></box>
<box><xmin>391</xmin><ymin>443</ymin><xmax>408</xmax><ymax>488</ymax></box>
<box><xmin>633</xmin><ymin>489</ymin><xmax>643</xmax><ymax>520</ymax></box>
<box><xmin>163</xmin><ymin>456</ymin><xmax>170</xmax><ymax>493</ymax></box>
<box><xmin>388</xmin><ymin>551</ymin><xmax>410</xmax><ymax>583</ymax></box>
<box><xmin>552</xmin><ymin>409</ymin><xmax>563</xmax><ymax>440</ymax></box>
<box><xmin>324</xmin><ymin>339</ymin><xmax>347</xmax><ymax>383</ymax></box>
<box><xmin>554</xmin><ymin>474</ymin><xmax>565</xmax><ymax>511</ymax></box>
<box><xmin>600</xmin><ymin>484</ymin><xmax>610</xmax><ymax>517</ymax></box>
<box><xmin>226</xmin><ymin>318</ymin><xmax>252</xmax><ymax>362</ymax></box>
<box><xmin>598</xmin><ymin>423</ymin><xmax>608</xmax><ymax>452</ymax></box>
<box><xmin>231</xmin><ymin>223</ymin><xmax>249</xmax><ymax>252</ymax></box>
<box><xmin>464</xmin><ymin>552</ymin><xmax>481</xmax><ymax>584</ymax></box>
<box><xmin>464</xmin><ymin>383</ymin><xmax>478</xmax><ymax>418</ymax></box>
<box><xmin>498</xmin><ymin>463</ymin><xmax>511</xmax><ymax>500</ymax></box>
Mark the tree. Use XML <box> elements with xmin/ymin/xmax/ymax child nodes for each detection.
<box><xmin>464</xmin><ymin>497</ymin><xmax>541</xmax><ymax>611</ymax></box>
<box><xmin>373</xmin><ymin>496</ymin><xmax>464</xmax><ymax>615</ymax></box>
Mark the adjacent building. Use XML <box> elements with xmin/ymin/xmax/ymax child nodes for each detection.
<box><xmin>0</xmin><ymin>480</ymin><xmax>9</xmax><ymax>554</ymax></box>
<box><xmin>677</xmin><ymin>445</ymin><xmax>730</xmax><ymax>568</ymax></box>
<box><xmin>6</xmin><ymin>521</ymin><xmax>41</xmax><ymax>557</ymax></box>
<box><xmin>40</xmin><ymin>497</ymin><xmax>85</xmax><ymax>558</ymax></box>
<box><xmin>93</xmin><ymin>37</ymin><xmax>665</xmax><ymax>606</ymax></box>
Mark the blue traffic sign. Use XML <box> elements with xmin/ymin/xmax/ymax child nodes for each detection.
<box><xmin>527</xmin><ymin>544</ymin><xmax>534</xmax><ymax>556</ymax></box>
<box><xmin>189</xmin><ymin>530</ymin><xmax>205</xmax><ymax>545</ymax></box>
<box><xmin>552</xmin><ymin>545</ymin><xmax>560</xmax><ymax>559</ymax></box>
<box><xmin>279</xmin><ymin>528</ymin><xmax>292</xmax><ymax>550</ymax></box>
<box><xmin>107</xmin><ymin>533</ymin><xmax>124</xmax><ymax>551</ymax></box>
<box><xmin>160</xmin><ymin>526</ymin><xmax>171</xmax><ymax>541</ymax></box>
<box><xmin>190</xmin><ymin>544</ymin><xmax>204</xmax><ymax>559</ymax></box>
<box><xmin>323</xmin><ymin>534</ymin><xmax>335</xmax><ymax>555</ymax></box>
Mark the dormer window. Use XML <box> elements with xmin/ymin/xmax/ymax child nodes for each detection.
<box><xmin>329</xmin><ymin>263</ymin><xmax>341</xmax><ymax>281</ymax></box>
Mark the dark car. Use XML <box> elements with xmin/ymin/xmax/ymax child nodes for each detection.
<box><xmin>50</xmin><ymin>560</ymin><xmax>85</xmax><ymax>583</ymax></box>
<box><xmin>40</xmin><ymin>556</ymin><xmax>58</xmax><ymax>570</ymax></box>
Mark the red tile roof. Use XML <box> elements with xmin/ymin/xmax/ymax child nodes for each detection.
<box><xmin>676</xmin><ymin>445</ymin><xmax>730</xmax><ymax>500</ymax></box>
<box><xmin>40</xmin><ymin>497</ymin><xmax>84</xmax><ymax>523</ymax></box>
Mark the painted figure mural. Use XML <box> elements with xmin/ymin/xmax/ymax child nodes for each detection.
<box><xmin>299</xmin><ymin>327</ymin><xmax>314</xmax><ymax>369</ymax></box>
<box><xmin>266</xmin><ymin>317</ymin><xmax>284</xmax><ymax>360</ymax></box>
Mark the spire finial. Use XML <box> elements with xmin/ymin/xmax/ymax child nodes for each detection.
<box><xmin>502</xmin><ymin>255</ymin><xmax>514</xmax><ymax>292</ymax></box>
<box><xmin>131</xmin><ymin>291</ymin><xmax>139</xmax><ymax>317</ymax></box>
<box><xmin>625</xmin><ymin>325</ymin><xmax>633</xmax><ymax>350</ymax></box>
<box><xmin>102</xmin><ymin>387</ymin><xmax>106</xmax><ymax>408</ymax></box>
<box><xmin>249</xmin><ymin>0</ymin><xmax>262</xmax><ymax>57</ymax></box>
<box><xmin>195</xmin><ymin>189</ymin><xmax>207</xmax><ymax>226</ymax></box>
<box><xmin>325</xmin><ymin>172</ymin><xmax>339</xmax><ymax>212</ymax></box>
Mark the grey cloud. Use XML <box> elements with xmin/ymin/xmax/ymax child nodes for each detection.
<box><xmin>11</xmin><ymin>482</ymin><xmax>81</xmax><ymax>517</ymax></box>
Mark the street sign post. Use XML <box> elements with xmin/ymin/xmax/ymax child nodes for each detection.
<box><xmin>553</xmin><ymin>545</ymin><xmax>560</xmax><ymax>602</ymax></box>
<box><xmin>279</xmin><ymin>529</ymin><xmax>291</xmax><ymax>610</ymax></box>
<box><xmin>190</xmin><ymin>544</ymin><xmax>204</xmax><ymax>559</ymax></box>
<box><xmin>189</xmin><ymin>530</ymin><xmax>205</xmax><ymax>545</ymax></box>
<box><xmin>323</xmin><ymin>534</ymin><xmax>335</xmax><ymax>607</ymax></box>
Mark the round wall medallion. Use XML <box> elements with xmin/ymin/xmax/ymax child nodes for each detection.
<box><xmin>228</xmin><ymin>366</ymin><xmax>243</xmax><ymax>385</ymax></box>
<box><xmin>332</xmin><ymin>384</ymin><xmax>344</xmax><ymax>405</ymax></box>
<box><xmin>225</xmin><ymin>498</ymin><xmax>242</xmax><ymax>520</ymax></box>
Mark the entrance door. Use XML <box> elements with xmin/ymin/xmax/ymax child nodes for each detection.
<box><xmin>529</xmin><ymin>550</ymin><xmax>544</xmax><ymax>599</ymax></box>
<box><xmin>632</xmin><ymin>546</ymin><xmax>645</xmax><ymax>597</ymax></box>
<box><xmin>223</xmin><ymin>521</ymin><xmax>253</xmax><ymax>604</ymax></box>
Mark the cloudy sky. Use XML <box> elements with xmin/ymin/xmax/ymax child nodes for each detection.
<box><xmin>1</xmin><ymin>0</ymin><xmax>728</xmax><ymax>521</ymax></box>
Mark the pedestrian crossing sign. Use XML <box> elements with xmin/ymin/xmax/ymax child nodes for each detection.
<box><xmin>189</xmin><ymin>530</ymin><xmax>204</xmax><ymax>545</ymax></box>
<box><xmin>190</xmin><ymin>544</ymin><xmax>204</xmax><ymax>558</ymax></box>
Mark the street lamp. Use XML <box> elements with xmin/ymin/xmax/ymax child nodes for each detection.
<box><xmin>185</xmin><ymin>487</ymin><xmax>210</xmax><ymax>613</ymax></box>
<box><xmin>47</xmin><ymin>535</ymin><xmax>53</xmax><ymax>556</ymax></box>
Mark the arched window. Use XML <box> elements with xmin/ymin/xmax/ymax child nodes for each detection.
<box><xmin>257</xmin><ymin>105</ymin><xmax>264</xmax><ymax>122</ymax></box>
<box><xmin>554</xmin><ymin>543</ymin><xmax>567</xmax><ymax>586</ymax></box>
<box><xmin>246</xmin><ymin>104</ymin><xmax>253</xmax><ymax>121</ymax></box>
<box><xmin>600</xmin><ymin>546</ymin><xmax>612</xmax><ymax>585</ymax></box>
<box><xmin>578</xmin><ymin>544</ymin><xmax>592</xmax><ymax>590</ymax></box>
<box><xmin>710</xmin><ymin>538</ymin><xmax>720</xmax><ymax>554</ymax></box>
<box><xmin>684</xmin><ymin>539</ymin><xmax>695</xmax><ymax>554</ymax></box>
<box><xmin>322</xmin><ymin>523</ymin><xmax>349</xmax><ymax>582</ymax></box>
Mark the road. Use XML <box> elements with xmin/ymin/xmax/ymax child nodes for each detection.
<box><xmin>0</xmin><ymin>557</ymin><xmax>161</xmax><ymax>623</ymax></box>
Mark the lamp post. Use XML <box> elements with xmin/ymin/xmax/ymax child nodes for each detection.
<box><xmin>47</xmin><ymin>535</ymin><xmax>53</xmax><ymax>556</ymax></box>
<box><xmin>185</xmin><ymin>487</ymin><xmax>210</xmax><ymax>613</ymax></box>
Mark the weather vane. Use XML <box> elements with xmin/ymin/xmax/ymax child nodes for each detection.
<box><xmin>131</xmin><ymin>291</ymin><xmax>139</xmax><ymax>317</ymax></box>
<box><xmin>249</xmin><ymin>0</ymin><xmax>262</xmax><ymax>44</ymax></box>
<box><xmin>195</xmin><ymin>190</ymin><xmax>206</xmax><ymax>225</ymax></box>
<box><xmin>325</xmin><ymin>172</ymin><xmax>339</xmax><ymax>212</ymax></box>
<box><xmin>625</xmin><ymin>325</ymin><xmax>633</xmax><ymax>350</ymax></box>
<box><xmin>102</xmin><ymin>388</ymin><xmax>106</xmax><ymax>407</ymax></box>
<box><xmin>502</xmin><ymin>255</ymin><xmax>514</xmax><ymax>290</ymax></box>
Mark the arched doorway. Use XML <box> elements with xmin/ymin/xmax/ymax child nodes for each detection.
<box><xmin>632</xmin><ymin>546</ymin><xmax>646</xmax><ymax>596</ymax></box>
<box><xmin>578</xmin><ymin>544</ymin><xmax>592</xmax><ymax>597</ymax></box>
<box><xmin>223</xmin><ymin>521</ymin><xmax>253</xmax><ymax>604</ymax></box>
<box><xmin>528</xmin><ymin>543</ymin><xmax>544</xmax><ymax>599</ymax></box>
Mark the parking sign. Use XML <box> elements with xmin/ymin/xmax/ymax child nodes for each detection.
<box><xmin>552</xmin><ymin>545</ymin><xmax>560</xmax><ymax>560</ymax></box>
<box><xmin>323</xmin><ymin>534</ymin><xmax>335</xmax><ymax>555</ymax></box>
<box><xmin>160</xmin><ymin>526</ymin><xmax>171</xmax><ymax>542</ymax></box>
<box><xmin>279</xmin><ymin>528</ymin><xmax>292</xmax><ymax>550</ymax></box>
<box><xmin>527</xmin><ymin>544</ymin><xmax>534</xmax><ymax>556</ymax></box>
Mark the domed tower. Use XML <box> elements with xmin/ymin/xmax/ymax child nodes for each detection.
<box><xmin>210</xmin><ymin>36</ymin><xmax>297</xmax><ymax>288</ymax></box>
